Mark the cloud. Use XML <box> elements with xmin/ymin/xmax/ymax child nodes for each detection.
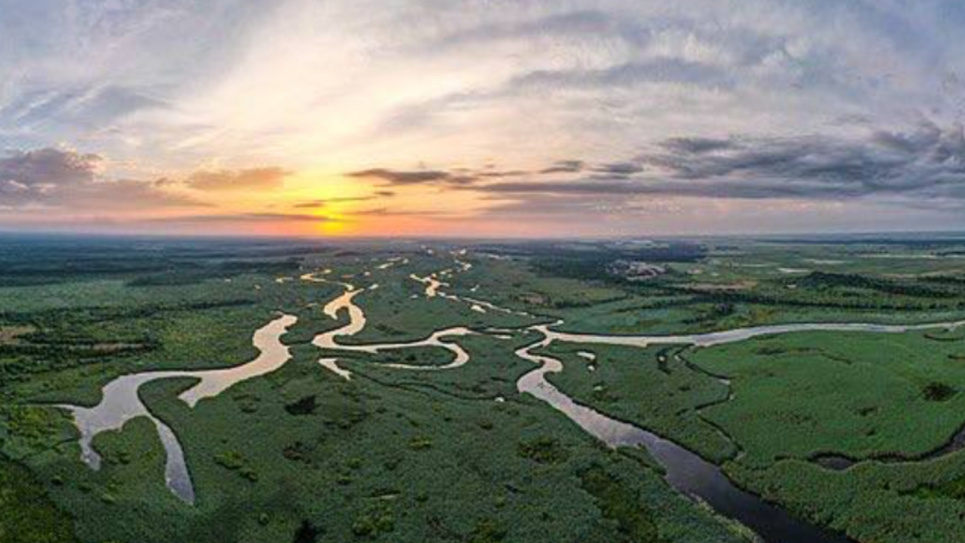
<box><xmin>593</xmin><ymin>161</ymin><xmax>644</xmax><ymax>176</ymax></box>
<box><xmin>340</xmin><ymin>121</ymin><xmax>965</xmax><ymax>210</ymax></box>
<box><xmin>292</xmin><ymin>194</ymin><xmax>390</xmax><ymax>208</ymax></box>
<box><xmin>476</xmin><ymin>169</ymin><xmax>529</xmax><ymax>178</ymax></box>
<box><xmin>540</xmin><ymin>160</ymin><xmax>584</xmax><ymax>174</ymax></box>
<box><xmin>424</xmin><ymin>10</ymin><xmax>637</xmax><ymax>51</ymax></box>
<box><xmin>660</xmin><ymin>137</ymin><xmax>737</xmax><ymax>154</ymax></box>
<box><xmin>510</xmin><ymin>59</ymin><xmax>734</xmax><ymax>91</ymax></box>
<box><xmin>639</xmin><ymin>122</ymin><xmax>965</xmax><ymax>201</ymax></box>
<box><xmin>347</xmin><ymin>168</ymin><xmax>476</xmax><ymax>185</ymax></box>
<box><xmin>0</xmin><ymin>147</ymin><xmax>101</xmax><ymax>206</ymax></box>
<box><xmin>293</xmin><ymin>200</ymin><xmax>326</xmax><ymax>209</ymax></box>
<box><xmin>434</xmin><ymin>122</ymin><xmax>965</xmax><ymax>211</ymax></box>
<box><xmin>0</xmin><ymin>85</ymin><xmax>168</xmax><ymax>132</ymax></box>
<box><xmin>187</xmin><ymin>167</ymin><xmax>290</xmax><ymax>191</ymax></box>
<box><xmin>0</xmin><ymin>147</ymin><xmax>203</xmax><ymax>211</ymax></box>
<box><xmin>145</xmin><ymin>212</ymin><xmax>327</xmax><ymax>224</ymax></box>
<box><xmin>349</xmin><ymin>207</ymin><xmax>452</xmax><ymax>218</ymax></box>
<box><xmin>0</xmin><ymin>148</ymin><xmax>101</xmax><ymax>197</ymax></box>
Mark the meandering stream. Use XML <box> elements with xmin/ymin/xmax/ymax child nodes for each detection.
<box><xmin>515</xmin><ymin>330</ymin><xmax>855</xmax><ymax>543</ymax></box>
<box><xmin>58</xmin><ymin>313</ymin><xmax>297</xmax><ymax>504</ymax></box>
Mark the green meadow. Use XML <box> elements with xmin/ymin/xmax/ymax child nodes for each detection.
<box><xmin>2</xmin><ymin>235</ymin><xmax>965</xmax><ymax>542</ymax></box>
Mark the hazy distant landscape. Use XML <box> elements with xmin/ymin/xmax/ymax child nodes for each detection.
<box><xmin>1</xmin><ymin>235</ymin><xmax>964</xmax><ymax>543</ymax></box>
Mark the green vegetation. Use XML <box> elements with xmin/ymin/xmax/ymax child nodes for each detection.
<box><xmin>690</xmin><ymin>330</ymin><xmax>965</xmax><ymax>465</ymax></box>
<box><xmin>0</xmin><ymin>456</ymin><xmax>78</xmax><ymax>543</ymax></box>
<box><xmin>579</xmin><ymin>465</ymin><xmax>665</xmax><ymax>543</ymax></box>
<box><xmin>517</xmin><ymin>436</ymin><xmax>569</xmax><ymax>464</ymax></box>
<box><xmin>544</xmin><ymin>321</ymin><xmax>965</xmax><ymax>542</ymax></box>
<box><xmin>545</xmin><ymin>343</ymin><xmax>736</xmax><ymax>463</ymax></box>
<box><xmin>3</xmin><ymin>235</ymin><xmax>965</xmax><ymax>542</ymax></box>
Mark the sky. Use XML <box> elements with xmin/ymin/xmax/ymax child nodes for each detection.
<box><xmin>1</xmin><ymin>0</ymin><xmax>965</xmax><ymax>237</ymax></box>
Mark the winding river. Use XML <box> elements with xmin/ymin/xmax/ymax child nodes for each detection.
<box><xmin>57</xmin><ymin>254</ymin><xmax>965</xmax><ymax>543</ymax></box>
<box><xmin>59</xmin><ymin>313</ymin><xmax>297</xmax><ymax>504</ymax></box>
<box><xmin>515</xmin><ymin>330</ymin><xmax>856</xmax><ymax>543</ymax></box>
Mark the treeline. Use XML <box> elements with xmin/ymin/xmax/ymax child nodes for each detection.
<box><xmin>0</xmin><ymin>299</ymin><xmax>254</xmax><ymax>327</ymax></box>
<box><xmin>0</xmin><ymin>339</ymin><xmax>156</xmax><ymax>387</ymax></box>
<box><xmin>922</xmin><ymin>275</ymin><xmax>965</xmax><ymax>286</ymax></box>
<box><xmin>792</xmin><ymin>272</ymin><xmax>961</xmax><ymax>299</ymax></box>
<box><xmin>612</xmin><ymin>295</ymin><xmax>704</xmax><ymax>313</ymax></box>
<box><xmin>759</xmin><ymin>236</ymin><xmax>965</xmax><ymax>248</ymax></box>
<box><xmin>0</xmin><ymin>235</ymin><xmax>321</xmax><ymax>286</ymax></box>
<box><xmin>0</xmin><ymin>340</ymin><xmax>154</xmax><ymax>361</ymax></box>
<box><xmin>681</xmin><ymin>288</ymin><xmax>965</xmax><ymax>311</ymax></box>
<box><xmin>0</xmin><ymin>259</ymin><xmax>181</xmax><ymax>286</ymax></box>
<box><xmin>127</xmin><ymin>257</ymin><xmax>303</xmax><ymax>287</ymax></box>
<box><xmin>682</xmin><ymin>302</ymin><xmax>736</xmax><ymax>325</ymax></box>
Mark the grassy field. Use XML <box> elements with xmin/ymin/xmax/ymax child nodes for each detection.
<box><xmin>686</xmin><ymin>328</ymin><xmax>965</xmax><ymax>543</ymax></box>
<box><xmin>690</xmin><ymin>329</ymin><xmax>965</xmax><ymax>466</ymax></box>
<box><xmin>543</xmin><ymin>342</ymin><xmax>737</xmax><ymax>463</ymax></box>
<box><xmin>2</xmin><ymin>235</ymin><xmax>965</xmax><ymax>543</ymax></box>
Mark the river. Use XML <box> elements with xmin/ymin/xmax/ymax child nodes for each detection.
<box><xmin>58</xmin><ymin>313</ymin><xmax>297</xmax><ymax>504</ymax></box>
